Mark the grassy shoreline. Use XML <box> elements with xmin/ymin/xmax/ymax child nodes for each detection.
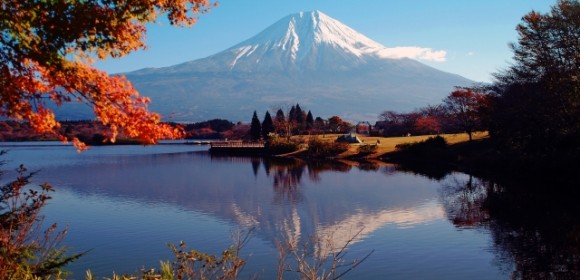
<box><xmin>288</xmin><ymin>132</ymin><xmax>489</xmax><ymax>159</ymax></box>
<box><xmin>286</xmin><ymin>131</ymin><xmax>578</xmax><ymax>181</ymax></box>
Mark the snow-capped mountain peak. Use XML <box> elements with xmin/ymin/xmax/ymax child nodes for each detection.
<box><xmin>112</xmin><ymin>11</ymin><xmax>472</xmax><ymax>123</ymax></box>
<box><xmin>222</xmin><ymin>10</ymin><xmax>388</xmax><ymax>71</ymax></box>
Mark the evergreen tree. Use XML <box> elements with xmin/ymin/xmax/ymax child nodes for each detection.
<box><xmin>250</xmin><ymin>111</ymin><xmax>262</xmax><ymax>141</ymax></box>
<box><xmin>294</xmin><ymin>104</ymin><xmax>305</xmax><ymax>134</ymax></box>
<box><xmin>295</xmin><ymin>104</ymin><xmax>304</xmax><ymax>124</ymax></box>
<box><xmin>275</xmin><ymin>108</ymin><xmax>287</xmax><ymax>136</ymax></box>
<box><xmin>275</xmin><ymin>108</ymin><xmax>286</xmax><ymax>123</ymax></box>
<box><xmin>262</xmin><ymin>111</ymin><xmax>275</xmax><ymax>139</ymax></box>
<box><xmin>306</xmin><ymin>110</ymin><xmax>314</xmax><ymax>129</ymax></box>
<box><xmin>288</xmin><ymin>106</ymin><xmax>297</xmax><ymax>122</ymax></box>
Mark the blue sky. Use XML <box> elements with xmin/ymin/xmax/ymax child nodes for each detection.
<box><xmin>94</xmin><ymin>0</ymin><xmax>556</xmax><ymax>83</ymax></box>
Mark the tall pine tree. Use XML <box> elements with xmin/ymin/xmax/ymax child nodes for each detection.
<box><xmin>288</xmin><ymin>106</ymin><xmax>297</xmax><ymax>123</ymax></box>
<box><xmin>295</xmin><ymin>104</ymin><xmax>304</xmax><ymax>124</ymax></box>
<box><xmin>275</xmin><ymin>109</ymin><xmax>286</xmax><ymax>123</ymax></box>
<box><xmin>306</xmin><ymin>110</ymin><xmax>314</xmax><ymax>129</ymax></box>
<box><xmin>262</xmin><ymin>111</ymin><xmax>275</xmax><ymax>139</ymax></box>
<box><xmin>250</xmin><ymin>111</ymin><xmax>262</xmax><ymax>141</ymax></box>
<box><xmin>275</xmin><ymin>108</ymin><xmax>287</xmax><ymax>136</ymax></box>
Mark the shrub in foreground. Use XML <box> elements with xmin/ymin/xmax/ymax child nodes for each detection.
<box><xmin>0</xmin><ymin>152</ymin><xmax>83</xmax><ymax>279</ymax></box>
<box><xmin>265</xmin><ymin>137</ymin><xmax>300</xmax><ymax>155</ymax></box>
<box><xmin>395</xmin><ymin>135</ymin><xmax>447</xmax><ymax>152</ymax></box>
<box><xmin>392</xmin><ymin>135</ymin><xmax>451</xmax><ymax>161</ymax></box>
<box><xmin>357</xmin><ymin>144</ymin><xmax>378</xmax><ymax>155</ymax></box>
<box><xmin>88</xmin><ymin>227</ymin><xmax>371</xmax><ymax>280</ymax></box>
<box><xmin>307</xmin><ymin>138</ymin><xmax>350</xmax><ymax>158</ymax></box>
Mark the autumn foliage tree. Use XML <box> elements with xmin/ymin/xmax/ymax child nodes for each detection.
<box><xmin>414</xmin><ymin>116</ymin><xmax>441</xmax><ymax>135</ymax></box>
<box><xmin>327</xmin><ymin>116</ymin><xmax>352</xmax><ymax>133</ymax></box>
<box><xmin>376</xmin><ymin>111</ymin><xmax>421</xmax><ymax>136</ymax></box>
<box><xmin>443</xmin><ymin>89</ymin><xmax>487</xmax><ymax>141</ymax></box>
<box><xmin>0</xmin><ymin>0</ymin><xmax>215</xmax><ymax>150</ymax></box>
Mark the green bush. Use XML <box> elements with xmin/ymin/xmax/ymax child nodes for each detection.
<box><xmin>307</xmin><ymin>138</ymin><xmax>350</xmax><ymax>158</ymax></box>
<box><xmin>391</xmin><ymin>136</ymin><xmax>452</xmax><ymax>162</ymax></box>
<box><xmin>395</xmin><ymin>135</ymin><xmax>447</xmax><ymax>152</ymax></box>
<box><xmin>265</xmin><ymin>137</ymin><xmax>300</xmax><ymax>155</ymax></box>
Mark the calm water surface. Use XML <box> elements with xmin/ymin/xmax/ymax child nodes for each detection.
<box><xmin>0</xmin><ymin>142</ymin><xmax>543</xmax><ymax>279</ymax></box>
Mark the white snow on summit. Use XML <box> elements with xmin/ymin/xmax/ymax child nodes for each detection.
<box><xmin>224</xmin><ymin>10</ymin><xmax>446</xmax><ymax>70</ymax></box>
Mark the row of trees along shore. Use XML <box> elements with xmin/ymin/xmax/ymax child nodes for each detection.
<box><xmin>374</xmin><ymin>88</ymin><xmax>487</xmax><ymax>141</ymax></box>
<box><xmin>249</xmin><ymin>104</ymin><xmax>353</xmax><ymax>141</ymax></box>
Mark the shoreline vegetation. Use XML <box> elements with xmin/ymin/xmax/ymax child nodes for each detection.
<box><xmin>3</xmin><ymin>125</ymin><xmax>577</xmax><ymax>173</ymax></box>
<box><xmin>275</xmin><ymin>131</ymin><xmax>578</xmax><ymax>180</ymax></box>
<box><xmin>0</xmin><ymin>119</ymin><xmax>485</xmax><ymax>160</ymax></box>
<box><xmin>2</xmin><ymin>122</ymin><xmax>577</xmax><ymax>177</ymax></box>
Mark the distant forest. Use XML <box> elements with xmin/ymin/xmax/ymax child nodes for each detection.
<box><xmin>0</xmin><ymin>119</ymin><xmax>244</xmax><ymax>144</ymax></box>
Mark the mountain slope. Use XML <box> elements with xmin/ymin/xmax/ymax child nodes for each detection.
<box><xmin>58</xmin><ymin>10</ymin><xmax>473</xmax><ymax>122</ymax></box>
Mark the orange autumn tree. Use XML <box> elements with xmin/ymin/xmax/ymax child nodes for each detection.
<box><xmin>0</xmin><ymin>0</ymin><xmax>215</xmax><ymax>150</ymax></box>
<box><xmin>443</xmin><ymin>88</ymin><xmax>488</xmax><ymax>142</ymax></box>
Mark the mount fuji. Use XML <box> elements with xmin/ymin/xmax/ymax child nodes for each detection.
<box><xmin>61</xmin><ymin>11</ymin><xmax>474</xmax><ymax>122</ymax></box>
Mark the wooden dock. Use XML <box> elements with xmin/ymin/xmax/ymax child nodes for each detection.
<box><xmin>209</xmin><ymin>141</ymin><xmax>265</xmax><ymax>155</ymax></box>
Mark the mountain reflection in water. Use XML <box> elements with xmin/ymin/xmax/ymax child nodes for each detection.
<box><xmin>1</xmin><ymin>143</ymin><xmax>577</xmax><ymax>278</ymax></box>
<box><xmin>206</xmin><ymin>154</ymin><xmax>447</xmax><ymax>251</ymax></box>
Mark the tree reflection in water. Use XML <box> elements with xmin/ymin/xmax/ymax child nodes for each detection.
<box><xmin>440</xmin><ymin>174</ymin><xmax>490</xmax><ymax>228</ymax></box>
<box><xmin>269</xmin><ymin>158</ymin><xmax>304</xmax><ymax>204</ymax></box>
<box><xmin>440</xmin><ymin>174</ymin><xmax>580</xmax><ymax>279</ymax></box>
<box><xmin>261</xmin><ymin>158</ymin><xmax>354</xmax><ymax>204</ymax></box>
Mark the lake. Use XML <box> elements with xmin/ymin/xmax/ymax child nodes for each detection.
<box><xmin>1</xmin><ymin>142</ymin><xmax>577</xmax><ymax>279</ymax></box>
